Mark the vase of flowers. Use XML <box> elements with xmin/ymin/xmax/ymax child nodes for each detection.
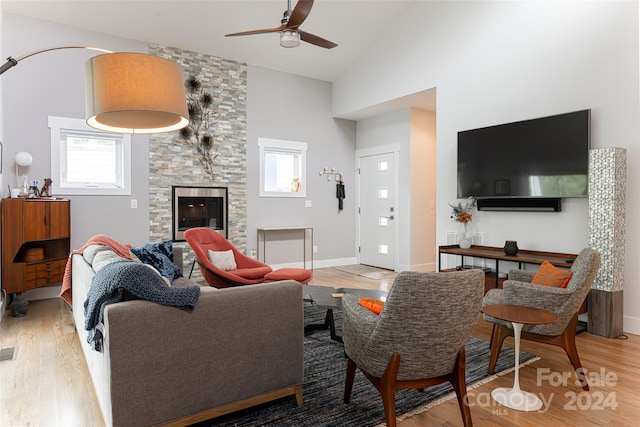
<box><xmin>450</xmin><ymin>197</ymin><xmax>476</xmax><ymax>249</ymax></box>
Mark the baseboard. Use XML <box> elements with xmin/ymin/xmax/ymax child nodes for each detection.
<box><xmin>623</xmin><ymin>314</ymin><xmax>640</xmax><ymax>336</ymax></box>
<box><xmin>400</xmin><ymin>262</ymin><xmax>437</xmax><ymax>272</ymax></box>
<box><xmin>270</xmin><ymin>257</ymin><xmax>358</xmax><ymax>270</ymax></box>
<box><xmin>22</xmin><ymin>285</ymin><xmax>63</xmax><ymax>301</ymax></box>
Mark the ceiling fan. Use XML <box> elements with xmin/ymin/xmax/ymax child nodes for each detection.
<box><xmin>225</xmin><ymin>0</ymin><xmax>337</xmax><ymax>49</ymax></box>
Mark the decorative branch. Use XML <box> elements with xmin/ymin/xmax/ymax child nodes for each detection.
<box><xmin>176</xmin><ymin>76</ymin><xmax>219</xmax><ymax>180</ymax></box>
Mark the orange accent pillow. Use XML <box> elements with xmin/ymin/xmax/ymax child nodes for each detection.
<box><xmin>359</xmin><ymin>298</ymin><xmax>385</xmax><ymax>315</ymax></box>
<box><xmin>531</xmin><ymin>260</ymin><xmax>573</xmax><ymax>288</ymax></box>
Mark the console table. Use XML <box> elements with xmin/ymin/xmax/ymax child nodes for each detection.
<box><xmin>438</xmin><ymin>245</ymin><xmax>577</xmax><ymax>287</ymax></box>
<box><xmin>257</xmin><ymin>226</ymin><xmax>314</xmax><ymax>270</ymax></box>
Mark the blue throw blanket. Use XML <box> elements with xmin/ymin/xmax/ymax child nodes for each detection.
<box><xmin>84</xmin><ymin>260</ymin><xmax>200</xmax><ymax>351</ymax></box>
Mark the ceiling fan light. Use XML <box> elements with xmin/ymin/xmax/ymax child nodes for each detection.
<box><xmin>280</xmin><ymin>30</ymin><xmax>300</xmax><ymax>48</ymax></box>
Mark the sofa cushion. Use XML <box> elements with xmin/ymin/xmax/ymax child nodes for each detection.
<box><xmin>131</xmin><ymin>241</ymin><xmax>183</xmax><ymax>282</ymax></box>
<box><xmin>85</xmin><ymin>260</ymin><xmax>199</xmax><ymax>352</ymax></box>
<box><xmin>142</xmin><ymin>264</ymin><xmax>172</xmax><ymax>286</ymax></box>
<box><xmin>92</xmin><ymin>249</ymin><xmax>128</xmax><ymax>273</ymax></box>
<box><xmin>83</xmin><ymin>244</ymin><xmax>113</xmax><ymax>265</ymax></box>
<box><xmin>208</xmin><ymin>249</ymin><xmax>237</xmax><ymax>271</ymax></box>
<box><xmin>172</xmin><ymin>276</ymin><xmax>206</xmax><ymax>288</ymax></box>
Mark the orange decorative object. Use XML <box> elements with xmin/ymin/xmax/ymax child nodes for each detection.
<box><xmin>531</xmin><ymin>260</ymin><xmax>573</xmax><ymax>288</ymax></box>
<box><xmin>359</xmin><ymin>298</ymin><xmax>385</xmax><ymax>314</ymax></box>
<box><xmin>291</xmin><ymin>177</ymin><xmax>301</xmax><ymax>192</ymax></box>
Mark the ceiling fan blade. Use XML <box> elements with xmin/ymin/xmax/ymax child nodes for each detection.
<box><xmin>286</xmin><ymin>0</ymin><xmax>314</xmax><ymax>29</ymax></box>
<box><xmin>299</xmin><ymin>30</ymin><xmax>338</xmax><ymax>49</ymax></box>
<box><xmin>225</xmin><ymin>25</ymin><xmax>285</xmax><ymax>37</ymax></box>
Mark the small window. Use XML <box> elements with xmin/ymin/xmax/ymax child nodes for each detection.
<box><xmin>258</xmin><ymin>138</ymin><xmax>307</xmax><ymax>198</ymax></box>
<box><xmin>49</xmin><ymin>116</ymin><xmax>131</xmax><ymax>195</ymax></box>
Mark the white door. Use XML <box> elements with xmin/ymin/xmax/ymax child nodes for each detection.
<box><xmin>359</xmin><ymin>152</ymin><xmax>395</xmax><ymax>269</ymax></box>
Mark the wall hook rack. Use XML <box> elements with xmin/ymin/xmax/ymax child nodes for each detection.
<box><xmin>319</xmin><ymin>166</ymin><xmax>343</xmax><ymax>181</ymax></box>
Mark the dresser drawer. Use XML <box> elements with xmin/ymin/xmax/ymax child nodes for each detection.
<box><xmin>24</xmin><ymin>259</ymin><xmax>67</xmax><ymax>289</ymax></box>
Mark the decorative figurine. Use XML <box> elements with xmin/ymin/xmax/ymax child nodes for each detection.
<box><xmin>40</xmin><ymin>178</ymin><xmax>52</xmax><ymax>197</ymax></box>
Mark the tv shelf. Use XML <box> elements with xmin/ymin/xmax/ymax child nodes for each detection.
<box><xmin>438</xmin><ymin>244</ymin><xmax>577</xmax><ymax>288</ymax></box>
<box><xmin>439</xmin><ymin>244</ymin><xmax>587</xmax><ymax>332</ymax></box>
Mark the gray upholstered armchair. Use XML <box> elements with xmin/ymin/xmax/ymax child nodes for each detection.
<box><xmin>483</xmin><ymin>247</ymin><xmax>600</xmax><ymax>391</ymax></box>
<box><xmin>342</xmin><ymin>270</ymin><xmax>485</xmax><ymax>427</ymax></box>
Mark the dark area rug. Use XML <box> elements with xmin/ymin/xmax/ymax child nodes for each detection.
<box><xmin>202</xmin><ymin>304</ymin><xmax>538</xmax><ymax>426</ymax></box>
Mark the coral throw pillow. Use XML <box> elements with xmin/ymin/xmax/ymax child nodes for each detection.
<box><xmin>359</xmin><ymin>298</ymin><xmax>385</xmax><ymax>315</ymax></box>
<box><xmin>531</xmin><ymin>260</ymin><xmax>573</xmax><ymax>288</ymax></box>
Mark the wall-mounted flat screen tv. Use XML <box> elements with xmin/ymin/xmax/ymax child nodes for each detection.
<box><xmin>457</xmin><ymin>109</ymin><xmax>590</xmax><ymax>199</ymax></box>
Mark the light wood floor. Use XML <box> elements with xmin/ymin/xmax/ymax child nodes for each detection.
<box><xmin>1</xmin><ymin>268</ymin><xmax>639</xmax><ymax>426</ymax></box>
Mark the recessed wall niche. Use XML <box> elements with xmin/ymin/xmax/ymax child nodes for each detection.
<box><xmin>149</xmin><ymin>44</ymin><xmax>248</xmax><ymax>279</ymax></box>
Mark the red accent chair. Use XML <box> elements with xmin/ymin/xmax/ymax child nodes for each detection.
<box><xmin>184</xmin><ymin>227</ymin><xmax>272</xmax><ymax>288</ymax></box>
<box><xmin>184</xmin><ymin>227</ymin><xmax>312</xmax><ymax>288</ymax></box>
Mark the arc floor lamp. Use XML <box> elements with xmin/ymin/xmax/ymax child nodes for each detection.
<box><xmin>1</xmin><ymin>46</ymin><xmax>189</xmax><ymax>134</ymax></box>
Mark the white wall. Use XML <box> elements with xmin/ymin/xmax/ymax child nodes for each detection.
<box><xmin>1</xmin><ymin>14</ymin><xmax>359</xmax><ymax>279</ymax></box>
<box><xmin>1</xmin><ymin>13</ymin><xmax>152</xmax><ymax>249</ymax></box>
<box><xmin>356</xmin><ymin>109</ymin><xmax>409</xmax><ymax>271</ymax></box>
<box><xmin>334</xmin><ymin>1</ymin><xmax>640</xmax><ymax>334</ymax></box>
<box><xmin>246</xmin><ymin>65</ymin><xmax>357</xmax><ymax>267</ymax></box>
<box><xmin>410</xmin><ymin>109</ymin><xmax>437</xmax><ymax>271</ymax></box>
<box><xmin>354</xmin><ymin>108</ymin><xmax>437</xmax><ymax>272</ymax></box>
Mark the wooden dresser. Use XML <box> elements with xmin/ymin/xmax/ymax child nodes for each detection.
<box><xmin>1</xmin><ymin>198</ymin><xmax>70</xmax><ymax>295</ymax></box>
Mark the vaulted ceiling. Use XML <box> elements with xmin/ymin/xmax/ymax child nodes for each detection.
<box><xmin>3</xmin><ymin>0</ymin><xmax>416</xmax><ymax>82</ymax></box>
<box><xmin>3</xmin><ymin>1</ymin><xmax>436</xmax><ymax>116</ymax></box>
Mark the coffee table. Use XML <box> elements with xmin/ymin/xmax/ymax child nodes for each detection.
<box><xmin>303</xmin><ymin>285</ymin><xmax>388</xmax><ymax>342</ymax></box>
<box><xmin>482</xmin><ymin>304</ymin><xmax>558</xmax><ymax>412</ymax></box>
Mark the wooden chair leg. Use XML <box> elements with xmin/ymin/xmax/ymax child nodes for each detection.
<box><xmin>488</xmin><ymin>323</ymin><xmax>510</xmax><ymax>374</ymax></box>
<box><xmin>379</xmin><ymin>353</ymin><xmax>401</xmax><ymax>427</ymax></box>
<box><xmin>448</xmin><ymin>348</ymin><xmax>473</xmax><ymax>427</ymax></box>
<box><xmin>344</xmin><ymin>357</ymin><xmax>357</xmax><ymax>403</ymax></box>
<box><xmin>560</xmin><ymin>315</ymin><xmax>589</xmax><ymax>391</ymax></box>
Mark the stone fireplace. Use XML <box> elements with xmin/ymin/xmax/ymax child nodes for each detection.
<box><xmin>148</xmin><ymin>44</ymin><xmax>247</xmax><ymax>280</ymax></box>
<box><xmin>172</xmin><ymin>186</ymin><xmax>228</xmax><ymax>241</ymax></box>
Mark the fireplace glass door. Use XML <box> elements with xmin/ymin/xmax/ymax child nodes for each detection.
<box><xmin>172</xmin><ymin>186</ymin><xmax>227</xmax><ymax>241</ymax></box>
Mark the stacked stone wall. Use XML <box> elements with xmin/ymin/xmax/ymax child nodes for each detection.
<box><xmin>149</xmin><ymin>45</ymin><xmax>247</xmax><ymax>279</ymax></box>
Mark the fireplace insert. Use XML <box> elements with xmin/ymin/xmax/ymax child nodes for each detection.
<box><xmin>172</xmin><ymin>186</ymin><xmax>227</xmax><ymax>241</ymax></box>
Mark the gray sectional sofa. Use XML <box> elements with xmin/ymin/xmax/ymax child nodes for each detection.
<box><xmin>70</xmin><ymin>244</ymin><xmax>304</xmax><ymax>427</ymax></box>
